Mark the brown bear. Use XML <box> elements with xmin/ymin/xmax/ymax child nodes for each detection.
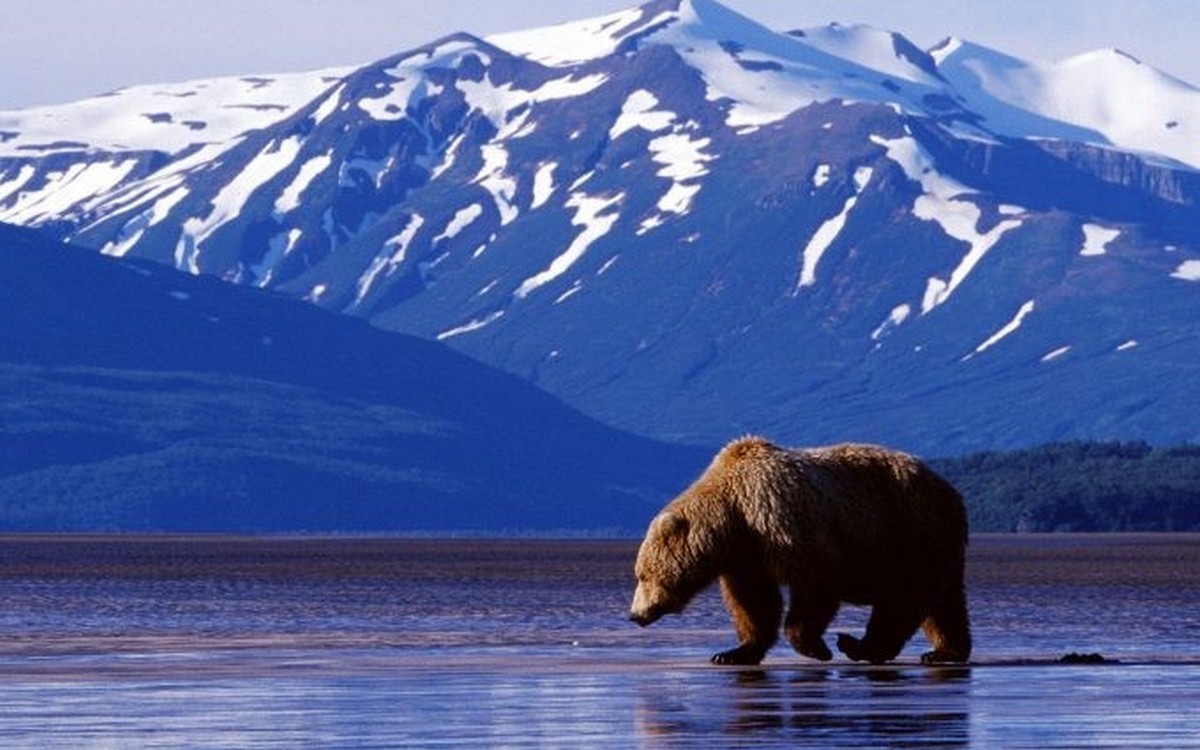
<box><xmin>629</xmin><ymin>436</ymin><xmax>970</xmax><ymax>665</ymax></box>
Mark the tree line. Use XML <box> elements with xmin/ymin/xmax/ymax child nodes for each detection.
<box><xmin>931</xmin><ymin>442</ymin><xmax>1200</xmax><ymax>532</ymax></box>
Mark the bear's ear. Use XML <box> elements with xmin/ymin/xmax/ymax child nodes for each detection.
<box><xmin>657</xmin><ymin>511</ymin><xmax>689</xmax><ymax>537</ymax></box>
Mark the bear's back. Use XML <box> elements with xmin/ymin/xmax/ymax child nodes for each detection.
<box><xmin>798</xmin><ymin>444</ymin><xmax>965</xmax><ymax>535</ymax></box>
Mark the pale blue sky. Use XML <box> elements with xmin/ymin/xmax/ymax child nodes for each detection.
<box><xmin>2</xmin><ymin>0</ymin><xmax>1197</xmax><ymax>109</ymax></box>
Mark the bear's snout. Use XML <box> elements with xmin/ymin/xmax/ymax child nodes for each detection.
<box><xmin>624</xmin><ymin>604</ymin><xmax>662</xmax><ymax>628</ymax></box>
<box><xmin>629</xmin><ymin>604</ymin><xmax>665</xmax><ymax>627</ymax></box>
<box><xmin>629</xmin><ymin>582</ymin><xmax>671</xmax><ymax>626</ymax></box>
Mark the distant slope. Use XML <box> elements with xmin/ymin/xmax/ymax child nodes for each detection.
<box><xmin>0</xmin><ymin>223</ymin><xmax>706</xmax><ymax>532</ymax></box>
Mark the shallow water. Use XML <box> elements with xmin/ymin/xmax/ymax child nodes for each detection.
<box><xmin>0</xmin><ymin>534</ymin><xmax>1197</xmax><ymax>747</ymax></box>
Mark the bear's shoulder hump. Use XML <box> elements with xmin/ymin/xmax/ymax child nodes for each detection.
<box><xmin>718</xmin><ymin>435</ymin><xmax>781</xmax><ymax>464</ymax></box>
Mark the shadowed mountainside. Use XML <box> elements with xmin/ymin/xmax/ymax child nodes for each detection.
<box><xmin>0</xmin><ymin>223</ymin><xmax>706</xmax><ymax>532</ymax></box>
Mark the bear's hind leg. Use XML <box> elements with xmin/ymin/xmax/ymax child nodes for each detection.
<box><xmin>836</xmin><ymin>602</ymin><xmax>924</xmax><ymax>665</ymax></box>
<box><xmin>713</xmin><ymin>569</ymin><xmax>781</xmax><ymax>665</ymax></box>
<box><xmin>784</xmin><ymin>585</ymin><xmax>839</xmax><ymax>662</ymax></box>
<box><xmin>920</xmin><ymin>583</ymin><xmax>971</xmax><ymax>664</ymax></box>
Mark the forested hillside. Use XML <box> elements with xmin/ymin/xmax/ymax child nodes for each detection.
<box><xmin>933</xmin><ymin>442</ymin><xmax>1200</xmax><ymax>532</ymax></box>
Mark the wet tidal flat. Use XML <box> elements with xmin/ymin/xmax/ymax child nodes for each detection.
<box><xmin>0</xmin><ymin>534</ymin><xmax>1198</xmax><ymax>748</ymax></box>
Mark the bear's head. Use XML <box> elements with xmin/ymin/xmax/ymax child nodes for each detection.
<box><xmin>629</xmin><ymin>510</ymin><xmax>714</xmax><ymax>626</ymax></box>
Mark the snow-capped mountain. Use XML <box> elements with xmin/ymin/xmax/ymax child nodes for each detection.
<box><xmin>3</xmin><ymin>0</ymin><xmax>1199</xmax><ymax>455</ymax></box>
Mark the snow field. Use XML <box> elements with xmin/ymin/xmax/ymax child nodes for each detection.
<box><xmin>0</xmin><ymin>70</ymin><xmax>349</xmax><ymax>156</ymax></box>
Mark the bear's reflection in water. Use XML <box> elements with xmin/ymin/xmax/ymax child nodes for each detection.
<box><xmin>636</xmin><ymin>666</ymin><xmax>971</xmax><ymax>747</ymax></box>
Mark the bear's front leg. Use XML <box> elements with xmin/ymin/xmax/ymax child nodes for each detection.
<box><xmin>714</xmin><ymin>570</ymin><xmax>781</xmax><ymax>666</ymax></box>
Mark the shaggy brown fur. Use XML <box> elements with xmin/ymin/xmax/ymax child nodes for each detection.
<box><xmin>629</xmin><ymin>436</ymin><xmax>971</xmax><ymax>665</ymax></box>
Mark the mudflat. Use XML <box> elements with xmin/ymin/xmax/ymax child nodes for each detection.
<box><xmin>0</xmin><ymin>534</ymin><xmax>1197</xmax><ymax>747</ymax></box>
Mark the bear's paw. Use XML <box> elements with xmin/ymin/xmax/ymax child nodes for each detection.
<box><xmin>920</xmin><ymin>648</ymin><xmax>969</xmax><ymax>665</ymax></box>
<box><xmin>836</xmin><ymin>633</ymin><xmax>894</xmax><ymax>664</ymax></box>
<box><xmin>711</xmin><ymin>645</ymin><xmax>767</xmax><ymax>666</ymax></box>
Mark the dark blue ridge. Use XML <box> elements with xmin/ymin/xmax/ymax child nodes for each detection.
<box><xmin>0</xmin><ymin>223</ymin><xmax>707</xmax><ymax>532</ymax></box>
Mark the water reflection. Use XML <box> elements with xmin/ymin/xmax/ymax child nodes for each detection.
<box><xmin>636</xmin><ymin>665</ymin><xmax>971</xmax><ymax>747</ymax></box>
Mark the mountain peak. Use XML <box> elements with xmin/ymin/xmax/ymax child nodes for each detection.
<box><xmin>487</xmin><ymin>0</ymin><xmax>683</xmax><ymax>66</ymax></box>
<box><xmin>486</xmin><ymin>0</ymin><xmax>805</xmax><ymax>69</ymax></box>
<box><xmin>0</xmin><ymin>67</ymin><xmax>349</xmax><ymax>157</ymax></box>
<box><xmin>934</xmin><ymin>36</ymin><xmax>1200</xmax><ymax>168</ymax></box>
<box><xmin>791</xmin><ymin>22</ymin><xmax>941</xmax><ymax>84</ymax></box>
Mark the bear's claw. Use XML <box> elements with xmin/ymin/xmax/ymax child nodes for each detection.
<box><xmin>790</xmin><ymin>637</ymin><xmax>832</xmax><ymax>662</ymax></box>
<box><xmin>836</xmin><ymin>632</ymin><xmax>865</xmax><ymax>661</ymax></box>
<box><xmin>711</xmin><ymin>646</ymin><xmax>766</xmax><ymax>666</ymax></box>
<box><xmin>920</xmin><ymin>649</ymin><xmax>968</xmax><ymax>665</ymax></box>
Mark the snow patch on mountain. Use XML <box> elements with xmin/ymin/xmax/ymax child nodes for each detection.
<box><xmin>437</xmin><ymin>310</ymin><xmax>505</xmax><ymax>341</ymax></box>
<box><xmin>435</xmin><ymin>204</ymin><xmax>484</xmax><ymax>244</ymax></box>
<box><xmin>646</xmin><ymin>128</ymin><xmax>714</xmax><ymax>218</ymax></box>
<box><xmin>970</xmin><ymin>300</ymin><xmax>1036</xmax><ymax>357</ymax></box>
<box><xmin>430</xmin><ymin>133</ymin><xmax>467</xmax><ymax>181</ymax></box>
<box><xmin>608</xmin><ymin>89</ymin><xmax>713</xmax><ymax>229</ymax></box>
<box><xmin>458</xmin><ymin>72</ymin><xmax>609</xmax><ymax>131</ymax></box>
<box><xmin>797</xmin><ymin>166</ymin><xmax>873</xmax><ymax>290</ymax></box>
<box><xmin>1173</xmin><ymin>259</ymin><xmax>1200</xmax><ymax>281</ymax></box>
<box><xmin>515</xmin><ymin>191</ymin><xmax>624</xmax><ymax>299</ymax></box>
<box><xmin>871</xmin><ymin>304</ymin><xmax>912</xmax><ymax>343</ymax></box>
<box><xmin>1041</xmin><ymin>345</ymin><xmax>1071</xmax><ymax>362</ymax></box>
<box><xmin>474</xmin><ymin>144</ymin><xmax>520</xmax><ymax>226</ymax></box>
<box><xmin>531</xmin><ymin>162</ymin><xmax>557</xmax><ymax>209</ymax></box>
<box><xmin>1080</xmin><ymin>223</ymin><xmax>1120</xmax><ymax>256</ymax></box>
<box><xmin>359</xmin><ymin>76</ymin><xmax>437</xmax><ymax>122</ymax></box>
<box><xmin>175</xmin><ymin>136</ymin><xmax>302</xmax><ymax>273</ymax></box>
<box><xmin>0</xmin><ymin>160</ymin><xmax>139</xmax><ymax>224</ymax></box>
<box><xmin>358</xmin><ymin>43</ymin><xmax>473</xmax><ymax>122</ymax></box>
<box><xmin>610</xmin><ymin>90</ymin><xmax>676</xmax><ymax>140</ymax></box>
<box><xmin>101</xmin><ymin>185</ymin><xmax>190</xmax><ymax>258</ymax></box>
<box><xmin>811</xmin><ymin>164</ymin><xmax>832</xmax><ymax>189</ymax></box>
<box><xmin>94</xmin><ymin>141</ymin><xmax>228</xmax><ymax>220</ymax></box>
<box><xmin>312</xmin><ymin>85</ymin><xmax>346</xmax><ymax>125</ymax></box>
<box><xmin>649</xmin><ymin>130</ymin><xmax>713</xmax><ymax>183</ymax></box>
<box><xmin>274</xmin><ymin>153</ymin><xmax>333</xmax><ymax>217</ymax></box>
<box><xmin>872</xmin><ymin>133</ymin><xmax>1023</xmax><ymax>312</ymax></box>
<box><xmin>0</xmin><ymin>165</ymin><xmax>36</xmax><ymax>206</ymax></box>
<box><xmin>252</xmin><ymin>228</ymin><xmax>302</xmax><ymax>287</ymax></box>
<box><xmin>356</xmin><ymin>213</ymin><xmax>425</xmax><ymax>304</ymax></box>
<box><xmin>647</xmin><ymin>7</ymin><xmax>818</xmax><ymax>131</ymax></box>
<box><xmin>555</xmin><ymin>281</ymin><xmax>584</xmax><ymax>305</ymax></box>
